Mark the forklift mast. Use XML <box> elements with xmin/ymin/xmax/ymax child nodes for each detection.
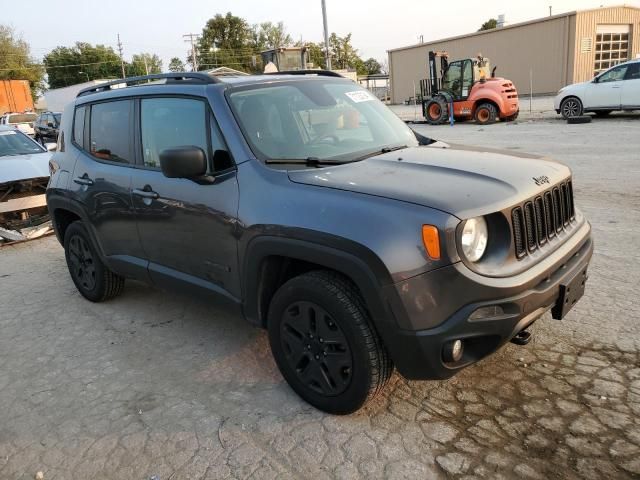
<box><xmin>427</xmin><ymin>51</ymin><xmax>449</xmax><ymax>95</ymax></box>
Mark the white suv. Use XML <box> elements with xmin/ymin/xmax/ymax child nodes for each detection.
<box><xmin>554</xmin><ymin>59</ymin><xmax>640</xmax><ymax>119</ymax></box>
<box><xmin>0</xmin><ymin>112</ymin><xmax>37</xmax><ymax>136</ymax></box>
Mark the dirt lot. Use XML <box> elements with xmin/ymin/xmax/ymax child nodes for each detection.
<box><xmin>1</xmin><ymin>114</ymin><xmax>639</xmax><ymax>479</ymax></box>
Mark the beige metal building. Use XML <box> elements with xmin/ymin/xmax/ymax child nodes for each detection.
<box><xmin>388</xmin><ymin>5</ymin><xmax>640</xmax><ymax>104</ymax></box>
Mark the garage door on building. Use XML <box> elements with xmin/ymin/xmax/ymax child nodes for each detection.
<box><xmin>595</xmin><ymin>24</ymin><xmax>631</xmax><ymax>75</ymax></box>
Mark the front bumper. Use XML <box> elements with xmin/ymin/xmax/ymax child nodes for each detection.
<box><xmin>383</xmin><ymin>222</ymin><xmax>593</xmax><ymax>380</ymax></box>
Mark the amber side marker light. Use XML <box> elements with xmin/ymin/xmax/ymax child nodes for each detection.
<box><xmin>422</xmin><ymin>225</ymin><xmax>441</xmax><ymax>260</ymax></box>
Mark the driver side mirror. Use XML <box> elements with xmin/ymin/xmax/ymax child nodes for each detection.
<box><xmin>160</xmin><ymin>146</ymin><xmax>207</xmax><ymax>179</ymax></box>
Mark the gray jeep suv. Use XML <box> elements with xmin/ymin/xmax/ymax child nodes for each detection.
<box><xmin>46</xmin><ymin>72</ymin><xmax>593</xmax><ymax>414</ymax></box>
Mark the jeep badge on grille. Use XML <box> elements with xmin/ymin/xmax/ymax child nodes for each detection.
<box><xmin>533</xmin><ymin>175</ymin><xmax>550</xmax><ymax>186</ymax></box>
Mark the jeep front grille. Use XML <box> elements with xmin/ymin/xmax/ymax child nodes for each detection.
<box><xmin>511</xmin><ymin>180</ymin><xmax>575</xmax><ymax>258</ymax></box>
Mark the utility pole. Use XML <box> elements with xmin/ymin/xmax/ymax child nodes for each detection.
<box><xmin>117</xmin><ymin>34</ymin><xmax>126</xmax><ymax>78</ymax></box>
<box><xmin>143</xmin><ymin>54</ymin><xmax>149</xmax><ymax>75</ymax></box>
<box><xmin>549</xmin><ymin>5</ymin><xmax>552</xmax><ymax>16</ymax></box>
<box><xmin>321</xmin><ymin>0</ymin><xmax>331</xmax><ymax>69</ymax></box>
<box><xmin>183</xmin><ymin>33</ymin><xmax>201</xmax><ymax>71</ymax></box>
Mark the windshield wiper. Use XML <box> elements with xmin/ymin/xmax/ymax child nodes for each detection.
<box><xmin>351</xmin><ymin>145</ymin><xmax>408</xmax><ymax>161</ymax></box>
<box><xmin>265</xmin><ymin>157</ymin><xmax>349</xmax><ymax>167</ymax></box>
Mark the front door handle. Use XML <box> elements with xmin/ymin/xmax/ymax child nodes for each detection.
<box><xmin>133</xmin><ymin>187</ymin><xmax>159</xmax><ymax>199</ymax></box>
<box><xmin>73</xmin><ymin>175</ymin><xmax>94</xmax><ymax>186</ymax></box>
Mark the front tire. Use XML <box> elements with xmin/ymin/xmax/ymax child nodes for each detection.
<box><xmin>64</xmin><ymin>221</ymin><xmax>124</xmax><ymax>302</ymax></box>
<box><xmin>560</xmin><ymin>97</ymin><xmax>583</xmax><ymax>119</ymax></box>
<box><xmin>268</xmin><ymin>271</ymin><xmax>393</xmax><ymax>414</ymax></box>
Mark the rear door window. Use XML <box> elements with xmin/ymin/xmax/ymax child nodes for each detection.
<box><xmin>89</xmin><ymin>100</ymin><xmax>133</xmax><ymax>164</ymax></box>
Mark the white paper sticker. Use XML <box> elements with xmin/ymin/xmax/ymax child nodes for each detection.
<box><xmin>0</xmin><ymin>130</ymin><xmax>17</xmax><ymax>136</ymax></box>
<box><xmin>345</xmin><ymin>90</ymin><xmax>374</xmax><ymax>103</ymax></box>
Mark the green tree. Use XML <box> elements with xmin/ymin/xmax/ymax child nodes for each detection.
<box><xmin>258</xmin><ymin>21</ymin><xmax>292</xmax><ymax>49</ymax></box>
<box><xmin>168</xmin><ymin>57</ymin><xmax>186</xmax><ymax>72</ymax></box>
<box><xmin>478</xmin><ymin>18</ymin><xmax>498</xmax><ymax>31</ymax></box>
<box><xmin>128</xmin><ymin>53</ymin><xmax>162</xmax><ymax>76</ymax></box>
<box><xmin>362</xmin><ymin>58</ymin><xmax>382</xmax><ymax>75</ymax></box>
<box><xmin>0</xmin><ymin>25</ymin><xmax>45</xmax><ymax>99</ymax></box>
<box><xmin>328</xmin><ymin>33</ymin><xmax>363</xmax><ymax>71</ymax></box>
<box><xmin>44</xmin><ymin>42</ymin><xmax>122</xmax><ymax>88</ymax></box>
<box><xmin>197</xmin><ymin>12</ymin><xmax>253</xmax><ymax>71</ymax></box>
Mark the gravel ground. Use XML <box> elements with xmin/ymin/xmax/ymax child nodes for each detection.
<box><xmin>1</xmin><ymin>115</ymin><xmax>639</xmax><ymax>479</ymax></box>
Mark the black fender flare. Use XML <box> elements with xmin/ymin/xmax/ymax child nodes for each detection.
<box><xmin>241</xmin><ymin>234</ymin><xmax>406</xmax><ymax>359</ymax></box>
<box><xmin>46</xmin><ymin>195</ymin><xmax>106</xmax><ymax>259</ymax></box>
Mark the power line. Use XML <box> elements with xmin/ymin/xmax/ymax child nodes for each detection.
<box><xmin>182</xmin><ymin>33</ymin><xmax>201</xmax><ymax>71</ymax></box>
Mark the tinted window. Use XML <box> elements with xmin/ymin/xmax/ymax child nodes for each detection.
<box><xmin>8</xmin><ymin>113</ymin><xmax>37</xmax><ymax>124</ymax></box>
<box><xmin>625</xmin><ymin>63</ymin><xmax>640</xmax><ymax>80</ymax></box>
<box><xmin>74</xmin><ymin>106</ymin><xmax>86</xmax><ymax>148</ymax></box>
<box><xmin>140</xmin><ymin>98</ymin><xmax>208</xmax><ymax>170</ymax></box>
<box><xmin>54</xmin><ymin>113</ymin><xmax>62</xmax><ymax>124</ymax></box>
<box><xmin>598</xmin><ymin>65</ymin><xmax>628</xmax><ymax>83</ymax></box>
<box><xmin>90</xmin><ymin>100</ymin><xmax>132</xmax><ymax>163</ymax></box>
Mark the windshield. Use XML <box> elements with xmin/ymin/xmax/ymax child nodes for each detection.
<box><xmin>0</xmin><ymin>130</ymin><xmax>45</xmax><ymax>157</ymax></box>
<box><xmin>228</xmin><ymin>79</ymin><xmax>417</xmax><ymax>162</ymax></box>
<box><xmin>8</xmin><ymin>113</ymin><xmax>37</xmax><ymax>124</ymax></box>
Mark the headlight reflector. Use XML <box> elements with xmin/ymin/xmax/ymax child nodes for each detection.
<box><xmin>461</xmin><ymin>217</ymin><xmax>488</xmax><ymax>262</ymax></box>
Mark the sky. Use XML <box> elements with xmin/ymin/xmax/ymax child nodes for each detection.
<box><xmin>4</xmin><ymin>0</ymin><xmax>638</xmax><ymax>70</ymax></box>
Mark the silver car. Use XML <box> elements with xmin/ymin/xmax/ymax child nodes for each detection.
<box><xmin>0</xmin><ymin>125</ymin><xmax>56</xmax><ymax>243</ymax></box>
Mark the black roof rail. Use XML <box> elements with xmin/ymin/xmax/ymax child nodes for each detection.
<box><xmin>76</xmin><ymin>72</ymin><xmax>221</xmax><ymax>98</ymax></box>
<box><xmin>264</xmin><ymin>69</ymin><xmax>345</xmax><ymax>78</ymax></box>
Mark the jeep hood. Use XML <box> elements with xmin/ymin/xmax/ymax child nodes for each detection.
<box><xmin>287</xmin><ymin>145</ymin><xmax>571</xmax><ymax>219</ymax></box>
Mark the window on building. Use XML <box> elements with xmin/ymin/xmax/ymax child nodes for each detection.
<box><xmin>594</xmin><ymin>31</ymin><xmax>629</xmax><ymax>76</ymax></box>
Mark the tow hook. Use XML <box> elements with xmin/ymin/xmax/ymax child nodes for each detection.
<box><xmin>510</xmin><ymin>330</ymin><xmax>532</xmax><ymax>345</ymax></box>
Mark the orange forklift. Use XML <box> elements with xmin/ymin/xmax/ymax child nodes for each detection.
<box><xmin>421</xmin><ymin>51</ymin><xmax>519</xmax><ymax>125</ymax></box>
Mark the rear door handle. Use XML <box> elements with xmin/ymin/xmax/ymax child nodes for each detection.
<box><xmin>73</xmin><ymin>175</ymin><xmax>94</xmax><ymax>186</ymax></box>
<box><xmin>132</xmin><ymin>187</ymin><xmax>159</xmax><ymax>199</ymax></box>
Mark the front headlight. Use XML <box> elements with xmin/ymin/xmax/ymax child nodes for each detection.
<box><xmin>461</xmin><ymin>217</ymin><xmax>488</xmax><ymax>262</ymax></box>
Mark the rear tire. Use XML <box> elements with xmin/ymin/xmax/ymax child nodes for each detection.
<box><xmin>267</xmin><ymin>270</ymin><xmax>393</xmax><ymax>414</ymax></box>
<box><xmin>64</xmin><ymin>221</ymin><xmax>124</xmax><ymax>302</ymax></box>
<box><xmin>504</xmin><ymin>111</ymin><xmax>519</xmax><ymax>122</ymax></box>
<box><xmin>560</xmin><ymin>97</ymin><xmax>583</xmax><ymax>119</ymax></box>
<box><xmin>474</xmin><ymin>103</ymin><xmax>498</xmax><ymax>125</ymax></box>
<box><xmin>424</xmin><ymin>97</ymin><xmax>449</xmax><ymax>125</ymax></box>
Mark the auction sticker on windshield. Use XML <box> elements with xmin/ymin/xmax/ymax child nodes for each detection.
<box><xmin>345</xmin><ymin>90</ymin><xmax>375</xmax><ymax>103</ymax></box>
<box><xmin>0</xmin><ymin>131</ymin><xmax>17</xmax><ymax>136</ymax></box>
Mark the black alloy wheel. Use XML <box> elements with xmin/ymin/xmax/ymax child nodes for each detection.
<box><xmin>560</xmin><ymin>97</ymin><xmax>583</xmax><ymax>119</ymax></box>
<box><xmin>279</xmin><ymin>300</ymin><xmax>353</xmax><ymax>396</ymax></box>
<box><xmin>68</xmin><ymin>234</ymin><xmax>97</xmax><ymax>292</ymax></box>
<box><xmin>63</xmin><ymin>221</ymin><xmax>125</xmax><ymax>302</ymax></box>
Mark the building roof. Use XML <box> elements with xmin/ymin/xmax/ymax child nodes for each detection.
<box><xmin>388</xmin><ymin>4</ymin><xmax>640</xmax><ymax>53</ymax></box>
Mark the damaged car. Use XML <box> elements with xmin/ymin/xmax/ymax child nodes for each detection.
<box><xmin>0</xmin><ymin>125</ymin><xmax>56</xmax><ymax>244</ymax></box>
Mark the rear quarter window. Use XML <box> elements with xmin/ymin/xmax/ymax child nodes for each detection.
<box><xmin>73</xmin><ymin>106</ymin><xmax>86</xmax><ymax>148</ymax></box>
